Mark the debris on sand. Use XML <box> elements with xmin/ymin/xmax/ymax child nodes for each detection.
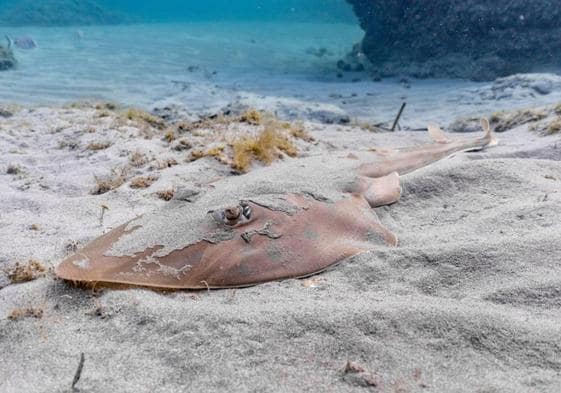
<box><xmin>8</xmin><ymin>306</ymin><xmax>44</xmax><ymax>321</ymax></box>
<box><xmin>86</xmin><ymin>141</ymin><xmax>112</xmax><ymax>151</ymax></box>
<box><xmin>302</xmin><ymin>278</ymin><xmax>323</xmax><ymax>288</ymax></box>
<box><xmin>7</xmin><ymin>260</ymin><xmax>46</xmax><ymax>284</ymax></box>
<box><xmin>71</xmin><ymin>353</ymin><xmax>85</xmax><ymax>392</ymax></box>
<box><xmin>341</xmin><ymin>361</ymin><xmax>382</xmax><ymax>388</ymax></box>
<box><xmin>151</xmin><ymin>158</ymin><xmax>178</xmax><ymax>170</ymax></box>
<box><xmin>6</xmin><ymin>164</ymin><xmax>22</xmax><ymax>175</ymax></box>
<box><xmin>172</xmin><ymin>138</ymin><xmax>192</xmax><ymax>151</ymax></box>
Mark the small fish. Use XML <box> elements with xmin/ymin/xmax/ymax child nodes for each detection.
<box><xmin>6</xmin><ymin>35</ymin><xmax>37</xmax><ymax>50</ymax></box>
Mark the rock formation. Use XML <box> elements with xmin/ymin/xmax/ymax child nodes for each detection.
<box><xmin>346</xmin><ymin>0</ymin><xmax>561</xmax><ymax>80</ymax></box>
<box><xmin>0</xmin><ymin>45</ymin><xmax>16</xmax><ymax>71</ymax></box>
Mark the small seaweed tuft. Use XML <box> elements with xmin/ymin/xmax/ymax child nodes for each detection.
<box><xmin>58</xmin><ymin>139</ymin><xmax>80</xmax><ymax>150</ymax></box>
<box><xmin>173</xmin><ymin>138</ymin><xmax>192</xmax><ymax>151</ymax></box>
<box><xmin>7</xmin><ymin>260</ymin><xmax>46</xmax><ymax>283</ymax></box>
<box><xmin>95</xmin><ymin>102</ymin><xmax>117</xmax><ymax>111</ymax></box>
<box><xmin>240</xmin><ymin>109</ymin><xmax>263</xmax><ymax>125</ymax></box>
<box><xmin>129</xmin><ymin>151</ymin><xmax>148</xmax><ymax>167</ymax></box>
<box><xmin>188</xmin><ymin>145</ymin><xmax>226</xmax><ymax>163</ymax></box>
<box><xmin>546</xmin><ymin>118</ymin><xmax>561</xmax><ymax>134</ymax></box>
<box><xmin>289</xmin><ymin>123</ymin><xmax>315</xmax><ymax>142</ymax></box>
<box><xmin>151</xmin><ymin>158</ymin><xmax>178</xmax><ymax>170</ymax></box>
<box><xmin>156</xmin><ymin>187</ymin><xmax>175</xmax><ymax>201</ymax></box>
<box><xmin>124</xmin><ymin>108</ymin><xmax>166</xmax><ymax>130</ymax></box>
<box><xmin>176</xmin><ymin>121</ymin><xmax>194</xmax><ymax>133</ymax></box>
<box><xmin>86</xmin><ymin>141</ymin><xmax>111</xmax><ymax>151</ymax></box>
<box><xmin>130</xmin><ymin>175</ymin><xmax>158</xmax><ymax>189</ymax></box>
<box><xmin>350</xmin><ymin>119</ymin><xmax>384</xmax><ymax>133</ymax></box>
<box><xmin>163</xmin><ymin>129</ymin><xmax>176</xmax><ymax>143</ymax></box>
<box><xmin>92</xmin><ymin>166</ymin><xmax>128</xmax><ymax>195</ymax></box>
<box><xmin>97</xmin><ymin>110</ymin><xmax>111</xmax><ymax>118</ymax></box>
<box><xmin>489</xmin><ymin>111</ymin><xmax>504</xmax><ymax>123</ymax></box>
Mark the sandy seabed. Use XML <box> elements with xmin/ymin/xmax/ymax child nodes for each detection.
<box><xmin>1</xmin><ymin>76</ymin><xmax>561</xmax><ymax>392</ymax></box>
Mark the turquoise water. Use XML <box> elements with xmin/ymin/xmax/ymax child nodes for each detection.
<box><xmin>101</xmin><ymin>0</ymin><xmax>357</xmax><ymax>23</ymax></box>
<box><xmin>0</xmin><ymin>1</ymin><xmax>364</xmax><ymax>110</ymax></box>
<box><xmin>0</xmin><ymin>22</ymin><xmax>363</xmax><ymax>105</ymax></box>
<box><xmin>1</xmin><ymin>1</ymin><xmax>561</xmax><ymax>126</ymax></box>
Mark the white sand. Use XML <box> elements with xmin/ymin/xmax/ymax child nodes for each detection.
<box><xmin>1</xmin><ymin>88</ymin><xmax>561</xmax><ymax>392</ymax></box>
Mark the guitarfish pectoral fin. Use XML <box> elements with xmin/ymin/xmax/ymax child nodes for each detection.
<box><xmin>360</xmin><ymin>172</ymin><xmax>402</xmax><ymax>208</ymax></box>
<box><xmin>368</xmin><ymin>220</ymin><xmax>399</xmax><ymax>247</ymax></box>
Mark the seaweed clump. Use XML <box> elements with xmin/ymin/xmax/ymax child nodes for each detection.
<box><xmin>156</xmin><ymin>188</ymin><xmax>175</xmax><ymax>201</ymax></box>
<box><xmin>490</xmin><ymin>109</ymin><xmax>547</xmax><ymax>132</ymax></box>
<box><xmin>181</xmin><ymin>112</ymin><xmax>304</xmax><ymax>172</ymax></box>
<box><xmin>232</xmin><ymin>122</ymin><xmax>298</xmax><ymax>172</ymax></box>
<box><xmin>123</xmin><ymin>108</ymin><xmax>166</xmax><ymax>130</ymax></box>
<box><xmin>7</xmin><ymin>259</ymin><xmax>46</xmax><ymax>283</ymax></box>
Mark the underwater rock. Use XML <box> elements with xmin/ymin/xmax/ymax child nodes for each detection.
<box><xmin>336</xmin><ymin>43</ymin><xmax>371</xmax><ymax>76</ymax></box>
<box><xmin>347</xmin><ymin>0</ymin><xmax>561</xmax><ymax>81</ymax></box>
<box><xmin>0</xmin><ymin>45</ymin><xmax>17</xmax><ymax>71</ymax></box>
<box><xmin>448</xmin><ymin>118</ymin><xmax>486</xmax><ymax>133</ymax></box>
<box><xmin>0</xmin><ymin>0</ymin><xmax>124</xmax><ymax>26</ymax></box>
<box><xmin>470</xmin><ymin>74</ymin><xmax>561</xmax><ymax>101</ymax></box>
<box><xmin>0</xmin><ymin>107</ymin><xmax>14</xmax><ymax>117</ymax></box>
